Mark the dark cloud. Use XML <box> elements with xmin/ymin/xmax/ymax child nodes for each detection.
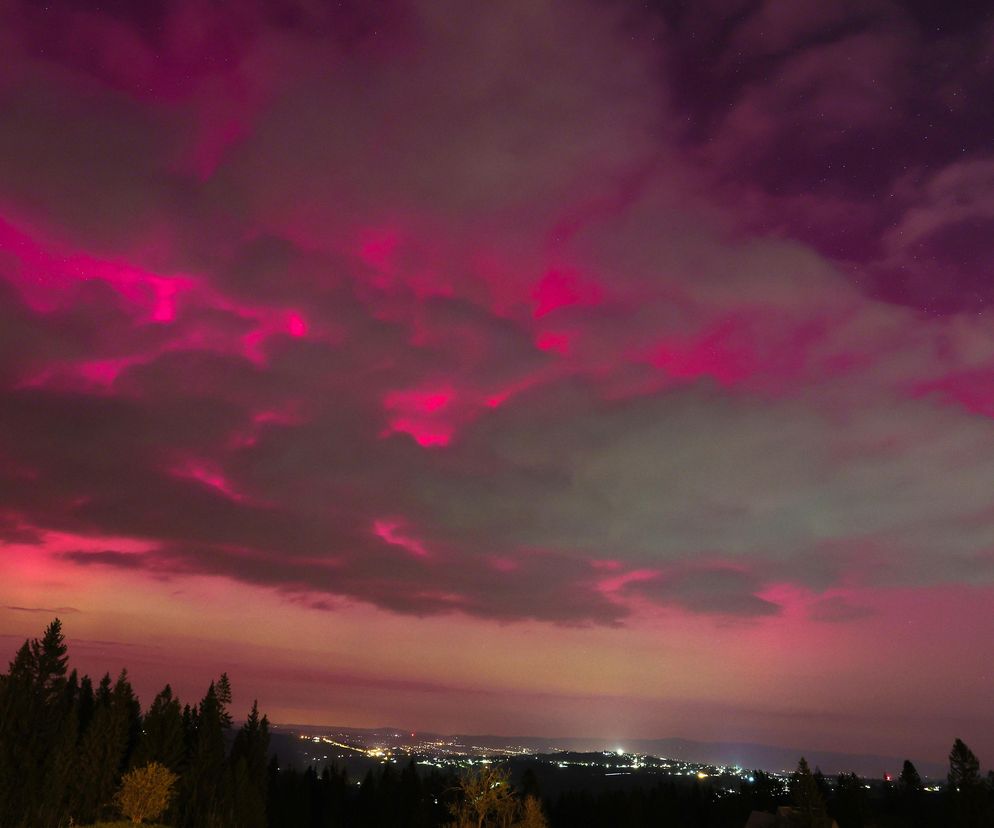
<box><xmin>61</xmin><ymin>551</ymin><xmax>148</xmax><ymax>570</ymax></box>
<box><xmin>1</xmin><ymin>605</ymin><xmax>81</xmax><ymax>614</ymax></box>
<box><xmin>61</xmin><ymin>541</ymin><xmax>624</xmax><ymax>626</ymax></box>
<box><xmin>626</xmin><ymin>566</ymin><xmax>781</xmax><ymax>618</ymax></box>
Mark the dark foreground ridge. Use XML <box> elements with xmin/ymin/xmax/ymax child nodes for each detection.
<box><xmin>1</xmin><ymin>620</ymin><xmax>991</xmax><ymax>828</ymax></box>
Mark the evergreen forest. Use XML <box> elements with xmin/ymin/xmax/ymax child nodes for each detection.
<box><xmin>1</xmin><ymin>620</ymin><xmax>990</xmax><ymax>828</ymax></box>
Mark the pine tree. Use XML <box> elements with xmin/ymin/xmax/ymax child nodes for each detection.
<box><xmin>33</xmin><ymin>668</ymin><xmax>82</xmax><ymax>828</ymax></box>
<box><xmin>833</xmin><ymin>772</ymin><xmax>867</xmax><ymax>828</ymax></box>
<box><xmin>317</xmin><ymin>763</ymin><xmax>349</xmax><ymax>827</ymax></box>
<box><xmin>216</xmin><ymin>673</ymin><xmax>233</xmax><ymax>728</ymax></box>
<box><xmin>790</xmin><ymin>757</ymin><xmax>828</xmax><ymax>828</ymax></box>
<box><xmin>899</xmin><ymin>759</ymin><xmax>923</xmax><ymax>792</ymax></box>
<box><xmin>397</xmin><ymin>759</ymin><xmax>429</xmax><ymax>827</ymax></box>
<box><xmin>949</xmin><ymin>739</ymin><xmax>981</xmax><ymax>792</ymax></box>
<box><xmin>0</xmin><ymin>640</ymin><xmax>37</xmax><ymax>825</ymax></box>
<box><xmin>0</xmin><ymin>620</ymin><xmax>72</xmax><ymax>828</ymax></box>
<box><xmin>813</xmin><ymin>765</ymin><xmax>828</xmax><ymax>798</ymax></box>
<box><xmin>71</xmin><ymin>671</ymin><xmax>139</xmax><ymax>823</ymax></box>
<box><xmin>177</xmin><ymin>680</ymin><xmax>233</xmax><ymax>828</ymax></box>
<box><xmin>948</xmin><ymin>738</ymin><xmax>986</xmax><ymax>828</ymax></box>
<box><xmin>230</xmin><ymin>701</ymin><xmax>270</xmax><ymax>828</ymax></box>
<box><xmin>30</xmin><ymin>619</ymin><xmax>69</xmax><ymax>704</ymax></box>
<box><xmin>77</xmin><ymin>673</ymin><xmax>95</xmax><ymax>733</ymax></box>
<box><xmin>896</xmin><ymin>758</ymin><xmax>925</xmax><ymax>827</ymax></box>
<box><xmin>132</xmin><ymin>685</ymin><xmax>185</xmax><ymax>771</ymax></box>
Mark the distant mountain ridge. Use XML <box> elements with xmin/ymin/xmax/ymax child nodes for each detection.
<box><xmin>276</xmin><ymin>723</ymin><xmax>946</xmax><ymax>779</ymax></box>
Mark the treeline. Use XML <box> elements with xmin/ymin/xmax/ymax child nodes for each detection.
<box><xmin>258</xmin><ymin>746</ymin><xmax>994</xmax><ymax>828</ymax></box>
<box><xmin>0</xmin><ymin>619</ymin><xmax>267</xmax><ymax>828</ymax></box>
<box><xmin>2</xmin><ymin>620</ymin><xmax>993</xmax><ymax>828</ymax></box>
<box><xmin>544</xmin><ymin>743</ymin><xmax>994</xmax><ymax>827</ymax></box>
<box><xmin>0</xmin><ymin>620</ymin><xmax>540</xmax><ymax>828</ymax></box>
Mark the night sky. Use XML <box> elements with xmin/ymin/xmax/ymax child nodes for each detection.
<box><xmin>2</xmin><ymin>0</ymin><xmax>994</xmax><ymax>765</ymax></box>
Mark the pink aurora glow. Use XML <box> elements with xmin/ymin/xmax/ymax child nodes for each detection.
<box><xmin>2</xmin><ymin>0</ymin><xmax>994</xmax><ymax>764</ymax></box>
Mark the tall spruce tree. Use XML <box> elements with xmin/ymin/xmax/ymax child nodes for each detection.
<box><xmin>178</xmin><ymin>679</ymin><xmax>234</xmax><ymax>828</ymax></box>
<box><xmin>0</xmin><ymin>640</ymin><xmax>37</xmax><ymax>826</ymax></box>
<box><xmin>32</xmin><ymin>667</ymin><xmax>82</xmax><ymax>828</ymax></box>
<box><xmin>216</xmin><ymin>673</ymin><xmax>233</xmax><ymax>728</ymax></box>
<box><xmin>77</xmin><ymin>673</ymin><xmax>95</xmax><ymax>732</ymax></box>
<box><xmin>230</xmin><ymin>700</ymin><xmax>270</xmax><ymax>828</ymax></box>
<box><xmin>30</xmin><ymin>620</ymin><xmax>69</xmax><ymax>704</ymax></box>
<box><xmin>132</xmin><ymin>684</ymin><xmax>185</xmax><ymax>771</ymax></box>
<box><xmin>0</xmin><ymin>620</ymin><xmax>72</xmax><ymax>828</ymax></box>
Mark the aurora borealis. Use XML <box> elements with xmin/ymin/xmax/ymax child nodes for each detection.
<box><xmin>2</xmin><ymin>0</ymin><xmax>994</xmax><ymax>764</ymax></box>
